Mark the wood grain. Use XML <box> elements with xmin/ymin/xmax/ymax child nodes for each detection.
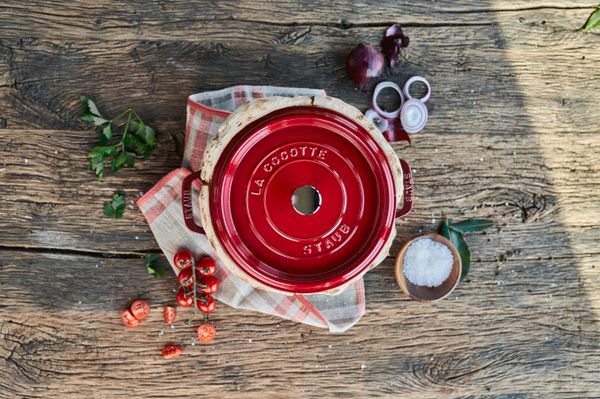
<box><xmin>0</xmin><ymin>249</ymin><xmax>599</xmax><ymax>398</ymax></box>
<box><xmin>1</xmin><ymin>129</ymin><xmax>598</xmax><ymax>255</ymax></box>
<box><xmin>0</xmin><ymin>1</ymin><xmax>595</xmax><ymax>42</ymax></box>
<box><xmin>0</xmin><ymin>8</ymin><xmax>599</xmax><ymax>133</ymax></box>
<box><xmin>1</xmin><ymin>0</ymin><xmax>600</xmax><ymax>398</ymax></box>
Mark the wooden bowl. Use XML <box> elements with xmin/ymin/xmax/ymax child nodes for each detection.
<box><xmin>394</xmin><ymin>233</ymin><xmax>461</xmax><ymax>301</ymax></box>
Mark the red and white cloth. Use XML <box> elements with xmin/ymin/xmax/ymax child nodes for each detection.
<box><xmin>137</xmin><ymin>86</ymin><xmax>365</xmax><ymax>332</ymax></box>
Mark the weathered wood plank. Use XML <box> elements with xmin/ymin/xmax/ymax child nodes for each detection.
<box><xmin>1</xmin><ymin>8</ymin><xmax>599</xmax><ymax>132</ymax></box>
<box><xmin>0</xmin><ymin>8</ymin><xmax>598</xmax><ymax>253</ymax></box>
<box><xmin>1</xmin><ymin>2</ymin><xmax>599</xmax><ymax>398</ymax></box>
<box><xmin>0</xmin><ymin>1</ymin><xmax>595</xmax><ymax>42</ymax></box>
<box><xmin>0</xmin><ymin>129</ymin><xmax>598</xmax><ymax>254</ymax></box>
<box><xmin>0</xmin><ymin>249</ymin><xmax>598</xmax><ymax>398</ymax></box>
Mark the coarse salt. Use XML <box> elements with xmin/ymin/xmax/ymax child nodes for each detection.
<box><xmin>403</xmin><ymin>237</ymin><xmax>453</xmax><ymax>287</ymax></box>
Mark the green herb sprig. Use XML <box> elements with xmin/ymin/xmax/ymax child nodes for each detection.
<box><xmin>103</xmin><ymin>191</ymin><xmax>126</xmax><ymax>219</ymax></box>
<box><xmin>583</xmin><ymin>5</ymin><xmax>600</xmax><ymax>32</ymax></box>
<box><xmin>145</xmin><ymin>254</ymin><xmax>167</xmax><ymax>277</ymax></box>
<box><xmin>81</xmin><ymin>96</ymin><xmax>157</xmax><ymax>180</ymax></box>
<box><xmin>439</xmin><ymin>218</ymin><xmax>495</xmax><ymax>281</ymax></box>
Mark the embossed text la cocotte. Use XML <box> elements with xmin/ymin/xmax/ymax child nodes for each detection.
<box><xmin>181</xmin><ymin>95</ymin><xmax>414</xmax><ymax>296</ymax></box>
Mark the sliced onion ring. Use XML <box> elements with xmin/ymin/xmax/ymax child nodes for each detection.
<box><xmin>400</xmin><ymin>99</ymin><xmax>428</xmax><ymax>134</ymax></box>
<box><xmin>365</xmin><ymin>109</ymin><xmax>389</xmax><ymax>133</ymax></box>
<box><xmin>372</xmin><ymin>81</ymin><xmax>404</xmax><ymax>119</ymax></box>
<box><xmin>403</xmin><ymin>76</ymin><xmax>431</xmax><ymax>103</ymax></box>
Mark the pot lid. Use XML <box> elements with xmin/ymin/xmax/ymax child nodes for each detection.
<box><xmin>209</xmin><ymin>106</ymin><xmax>397</xmax><ymax>293</ymax></box>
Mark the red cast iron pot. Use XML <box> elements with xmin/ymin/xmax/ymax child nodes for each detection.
<box><xmin>182</xmin><ymin>96</ymin><xmax>413</xmax><ymax>295</ymax></box>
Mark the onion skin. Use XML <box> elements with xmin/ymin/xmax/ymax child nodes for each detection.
<box><xmin>381</xmin><ymin>24</ymin><xmax>409</xmax><ymax>67</ymax></box>
<box><xmin>346</xmin><ymin>43</ymin><xmax>384</xmax><ymax>89</ymax></box>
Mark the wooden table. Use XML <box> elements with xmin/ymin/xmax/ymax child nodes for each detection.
<box><xmin>1</xmin><ymin>1</ymin><xmax>599</xmax><ymax>397</ymax></box>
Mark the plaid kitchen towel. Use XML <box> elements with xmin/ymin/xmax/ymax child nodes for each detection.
<box><xmin>137</xmin><ymin>86</ymin><xmax>365</xmax><ymax>333</ymax></box>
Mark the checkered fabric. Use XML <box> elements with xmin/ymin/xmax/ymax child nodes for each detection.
<box><xmin>137</xmin><ymin>86</ymin><xmax>366</xmax><ymax>332</ymax></box>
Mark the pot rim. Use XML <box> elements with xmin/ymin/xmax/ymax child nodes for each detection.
<box><xmin>197</xmin><ymin>96</ymin><xmax>405</xmax><ymax>295</ymax></box>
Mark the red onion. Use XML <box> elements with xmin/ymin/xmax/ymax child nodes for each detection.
<box><xmin>365</xmin><ymin>109</ymin><xmax>389</xmax><ymax>133</ymax></box>
<box><xmin>346</xmin><ymin>43</ymin><xmax>384</xmax><ymax>89</ymax></box>
<box><xmin>381</xmin><ymin>24</ymin><xmax>409</xmax><ymax>67</ymax></box>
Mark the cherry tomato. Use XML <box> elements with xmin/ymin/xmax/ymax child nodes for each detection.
<box><xmin>163</xmin><ymin>306</ymin><xmax>176</xmax><ymax>325</ymax></box>
<box><xmin>199</xmin><ymin>275</ymin><xmax>219</xmax><ymax>295</ymax></box>
<box><xmin>162</xmin><ymin>343</ymin><xmax>182</xmax><ymax>360</ymax></box>
<box><xmin>130</xmin><ymin>299</ymin><xmax>150</xmax><ymax>321</ymax></box>
<box><xmin>173</xmin><ymin>249</ymin><xmax>193</xmax><ymax>270</ymax></box>
<box><xmin>176</xmin><ymin>287</ymin><xmax>194</xmax><ymax>307</ymax></box>
<box><xmin>177</xmin><ymin>266</ymin><xmax>194</xmax><ymax>289</ymax></box>
<box><xmin>196</xmin><ymin>294</ymin><xmax>216</xmax><ymax>314</ymax></box>
<box><xmin>197</xmin><ymin>323</ymin><xmax>216</xmax><ymax>344</ymax></box>
<box><xmin>121</xmin><ymin>309</ymin><xmax>140</xmax><ymax>328</ymax></box>
<box><xmin>196</xmin><ymin>256</ymin><xmax>216</xmax><ymax>276</ymax></box>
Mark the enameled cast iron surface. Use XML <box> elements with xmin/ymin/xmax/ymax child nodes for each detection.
<box><xmin>208</xmin><ymin>106</ymin><xmax>397</xmax><ymax>293</ymax></box>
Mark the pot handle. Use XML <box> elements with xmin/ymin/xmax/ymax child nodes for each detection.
<box><xmin>396</xmin><ymin>159</ymin><xmax>413</xmax><ymax>219</ymax></box>
<box><xmin>181</xmin><ymin>170</ymin><xmax>206</xmax><ymax>235</ymax></box>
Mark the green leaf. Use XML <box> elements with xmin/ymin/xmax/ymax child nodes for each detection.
<box><xmin>100</xmin><ymin>123</ymin><xmax>112</xmax><ymax>142</ymax></box>
<box><xmin>144</xmin><ymin>126</ymin><xmax>156</xmax><ymax>146</ymax></box>
<box><xmin>583</xmin><ymin>5</ymin><xmax>600</xmax><ymax>32</ymax></box>
<box><xmin>103</xmin><ymin>191</ymin><xmax>126</xmax><ymax>219</ymax></box>
<box><xmin>114</xmin><ymin>205</ymin><xmax>125</xmax><ymax>219</ymax></box>
<box><xmin>144</xmin><ymin>148</ymin><xmax>153</xmax><ymax>159</ymax></box>
<box><xmin>89</xmin><ymin>154</ymin><xmax>102</xmax><ymax>168</ymax></box>
<box><xmin>90</xmin><ymin>157</ymin><xmax>105</xmax><ymax>179</ymax></box>
<box><xmin>89</xmin><ymin>145</ymin><xmax>116</xmax><ymax>158</ymax></box>
<box><xmin>127</xmin><ymin>121</ymin><xmax>156</xmax><ymax>157</ymax></box>
<box><xmin>449</xmin><ymin>229</ymin><xmax>471</xmax><ymax>281</ymax></box>
<box><xmin>123</xmin><ymin>133</ymin><xmax>153</xmax><ymax>159</ymax></box>
<box><xmin>439</xmin><ymin>218</ymin><xmax>451</xmax><ymax>239</ymax></box>
<box><xmin>80</xmin><ymin>95</ymin><xmax>91</xmax><ymax>110</ymax></box>
<box><xmin>147</xmin><ymin>265</ymin><xmax>166</xmax><ymax>277</ymax></box>
<box><xmin>123</xmin><ymin>132</ymin><xmax>142</xmax><ymax>151</ymax></box>
<box><xmin>145</xmin><ymin>254</ymin><xmax>167</xmax><ymax>277</ymax></box>
<box><xmin>82</xmin><ymin>96</ymin><xmax>158</xmax><ymax>178</ymax></box>
<box><xmin>124</xmin><ymin>151</ymin><xmax>136</xmax><ymax>167</ymax></box>
<box><xmin>81</xmin><ymin>96</ymin><xmax>107</xmax><ymax>126</ymax></box>
<box><xmin>449</xmin><ymin>218</ymin><xmax>494</xmax><ymax>233</ymax></box>
<box><xmin>80</xmin><ymin>96</ymin><xmax>93</xmax><ymax>115</ymax></box>
<box><xmin>81</xmin><ymin>114</ymin><xmax>108</xmax><ymax>126</ymax></box>
<box><xmin>110</xmin><ymin>151</ymin><xmax>128</xmax><ymax>173</ymax></box>
<box><xmin>103</xmin><ymin>202</ymin><xmax>115</xmax><ymax>217</ymax></box>
<box><xmin>89</xmin><ymin>146</ymin><xmax>115</xmax><ymax>178</ymax></box>
<box><xmin>81</xmin><ymin>96</ymin><xmax>102</xmax><ymax>117</ymax></box>
<box><xmin>130</xmin><ymin>120</ymin><xmax>145</xmax><ymax>136</ymax></box>
<box><xmin>439</xmin><ymin>217</ymin><xmax>472</xmax><ymax>280</ymax></box>
<box><xmin>112</xmin><ymin>191</ymin><xmax>126</xmax><ymax>218</ymax></box>
<box><xmin>88</xmin><ymin>146</ymin><xmax>117</xmax><ymax>179</ymax></box>
<box><xmin>141</xmin><ymin>143</ymin><xmax>154</xmax><ymax>159</ymax></box>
